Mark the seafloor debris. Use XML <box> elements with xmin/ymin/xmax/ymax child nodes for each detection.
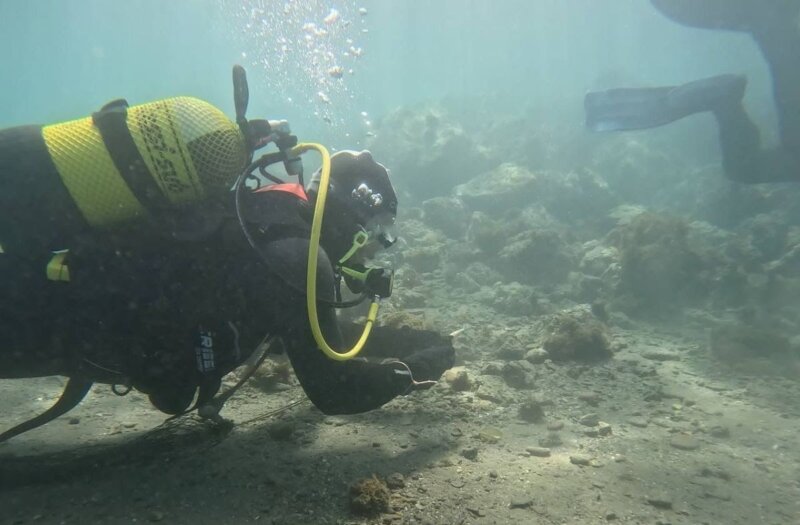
<box><xmin>349</xmin><ymin>475</ymin><xmax>391</xmax><ymax>516</ymax></box>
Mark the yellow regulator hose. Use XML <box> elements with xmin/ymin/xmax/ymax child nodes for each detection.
<box><xmin>291</xmin><ymin>143</ymin><xmax>380</xmax><ymax>361</ymax></box>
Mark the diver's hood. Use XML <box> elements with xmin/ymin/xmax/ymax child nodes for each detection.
<box><xmin>307</xmin><ymin>150</ymin><xmax>397</xmax><ymax>229</ymax></box>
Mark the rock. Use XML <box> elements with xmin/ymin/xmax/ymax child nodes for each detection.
<box><xmin>539</xmin><ymin>432</ymin><xmax>563</xmax><ymax>448</ymax></box>
<box><xmin>485</xmin><ymin>282</ymin><xmax>540</xmax><ymax>317</ymax></box>
<box><xmin>477</xmin><ymin>427</ymin><xmax>503</xmax><ymax>444</ymax></box>
<box><xmin>466</xmin><ymin>211</ymin><xmax>511</xmax><ymax>254</ymax></box>
<box><xmin>460</xmin><ymin>447</ymin><xmax>479</xmax><ymax>461</ymax></box>
<box><xmin>525</xmin><ymin>447</ymin><xmax>551</xmax><ymax>457</ymax></box>
<box><xmin>597</xmin><ymin>422</ymin><xmax>613</xmax><ymax>436</ymax></box>
<box><xmin>443</xmin><ymin>367</ymin><xmax>472</xmax><ymax>392</ymax></box>
<box><xmin>578</xmin><ymin>413</ymin><xmax>600</xmax><ymax>427</ymax></box>
<box><xmin>501</xmin><ymin>361</ymin><xmax>536</xmax><ymax>390</ymax></box>
<box><xmin>498</xmin><ymin>229</ymin><xmax>576</xmax><ymax>285</ymax></box>
<box><xmin>509</xmin><ymin>497</ymin><xmax>534</xmax><ymax>509</ymax></box>
<box><xmin>547</xmin><ymin>421</ymin><xmax>564</xmax><ymax>431</ymax></box>
<box><xmin>542</xmin><ymin>306</ymin><xmax>612</xmax><ymax>361</ymax></box>
<box><xmin>518</xmin><ymin>397</ymin><xmax>546</xmax><ymax>423</ymax></box>
<box><xmin>642</xmin><ymin>350</ymin><xmax>681</xmax><ymax>361</ymax></box>
<box><xmin>455</xmin><ymin>163</ymin><xmax>538</xmax><ymax>214</ymax></box>
<box><xmin>615</xmin><ymin>213</ymin><xmax>708</xmax><ymax>313</ymax></box>
<box><xmin>700</xmin><ymin>466</ymin><xmax>731</xmax><ymax>481</ymax></box>
<box><xmin>386</xmin><ymin>473</ymin><xmax>405</xmax><ymax>489</ymax></box>
<box><xmin>466</xmin><ymin>507</ymin><xmax>486</xmax><ymax>517</ymax></box>
<box><xmin>422</xmin><ymin>197</ymin><xmax>469</xmax><ymax>238</ymax></box>
<box><xmin>68</xmin><ymin>417</ymin><xmax>80</xmax><ymax>425</ymax></box>
<box><xmin>497</xmin><ymin>345</ymin><xmax>527</xmax><ymax>361</ymax></box>
<box><xmin>670</xmin><ymin>434</ymin><xmax>700</xmax><ymax>451</ymax></box>
<box><xmin>578</xmin><ymin>391</ymin><xmax>602</xmax><ymax>406</ymax></box>
<box><xmin>525</xmin><ymin>347</ymin><xmax>550</xmax><ymax>364</ymax></box>
<box><xmin>580</xmin><ymin>243</ymin><xmax>620</xmax><ymax>277</ymax></box>
<box><xmin>404</xmin><ymin>245</ymin><xmax>442</xmax><ymax>274</ymax></box>
<box><xmin>605</xmin><ymin>512</ymin><xmax>618</xmax><ymax>520</ymax></box>
<box><xmin>368</xmin><ymin>106</ymin><xmax>498</xmax><ymax>200</ymax></box>
<box><xmin>627</xmin><ymin>417</ymin><xmax>649</xmax><ymax>428</ymax></box>
<box><xmin>646</xmin><ymin>496</ymin><xmax>673</xmax><ymax>509</ymax></box>
<box><xmin>709</xmin><ymin>425</ymin><xmax>730</xmax><ymax>438</ymax></box>
<box><xmin>570</xmin><ymin>455</ymin><xmax>592</xmax><ymax>466</ymax></box>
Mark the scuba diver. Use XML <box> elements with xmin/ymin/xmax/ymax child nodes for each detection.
<box><xmin>584</xmin><ymin>0</ymin><xmax>800</xmax><ymax>183</ymax></box>
<box><xmin>0</xmin><ymin>66</ymin><xmax>455</xmax><ymax>443</ymax></box>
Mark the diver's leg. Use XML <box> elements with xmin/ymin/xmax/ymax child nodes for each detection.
<box><xmin>748</xmin><ymin>10</ymin><xmax>800</xmax><ymax>164</ymax></box>
<box><xmin>713</xmin><ymin>102</ymin><xmax>799</xmax><ymax>183</ymax></box>
<box><xmin>649</xmin><ymin>0</ymin><xmax>800</xmax><ymax>180</ymax></box>
<box><xmin>585</xmin><ymin>74</ymin><xmax>747</xmax><ymax>132</ymax></box>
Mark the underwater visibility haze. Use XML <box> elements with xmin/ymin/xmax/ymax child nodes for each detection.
<box><xmin>1</xmin><ymin>1</ymin><xmax>799</xmax><ymax>524</ymax></box>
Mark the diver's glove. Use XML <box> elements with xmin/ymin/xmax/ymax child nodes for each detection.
<box><xmin>393</xmin><ymin>345</ymin><xmax>455</xmax><ymax>392</ymax></box>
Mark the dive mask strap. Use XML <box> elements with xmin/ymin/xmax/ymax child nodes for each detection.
<box><xmin>338</xmin><ymin>229</ymin><xmax>370</xmax><ymax>266</ymax></box>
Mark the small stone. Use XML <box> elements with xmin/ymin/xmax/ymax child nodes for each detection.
<box><xmin>477</xmin><ymin>427</ymin><xmax>502</xmax><ymax>444</ymax></box>
<box><xmin>460</xmin><ymin>447</ymin><xmax>479</xmax><ymax>461</ymax></box>
<box><xmin>547</xmin><ymin>420</ymin><xmax>564</xmax><ymax>431</ymax></box>
<box><xmin>466</xmin><ymin>507</ymin><xmax>486</xmax><ymax>517</ymax></box>
<box><xmin>509</xmin><ymin>497</ymin><xmax>534</xmax><ymax>509</ymax></box>
<box><xmin>646</xmin><ymin>496</ymin><xmax>673</xmax><ymax>509</ymax></box>
<box><xmin>578</xmin><ymin>413</ymin><xmax>600</xmax><ymax>427</ymax></box>
<box><xmin>597</xmin><ymin>422</ymin><xmax>613</xmax><ymax>436</ymax></box>
<box><xmin>122</xmin><ymin>422</ymin><xmax>137</xmax><ymax>429</ymax></box>
<box><xmin>700</xmin><ymin>466</ymin><xmax>731</xmax><ymax>481</ymax></box>
<box><xmin>444</xmin><ymin>367</ymin><xmax>472</xmax><ymax>392</ymax></box>
<box><xmin>627</xmin><ymin>417</ymin><xmax>649</xmax><ymax>428</ymax></box>
<box><xmin>386</xmin><ymin>473</ymin><xmax>405</xmax><ymax>489</ymax></box>
<box><xmin>709</xmin><ymin>425</ymin><xmax>730</xmax><ymax>438</ymax></box>
<box><xmin>539</xmin><ymin>432</ymin><xmax>562</xmax><ymax>448</ymax></box>
<box><xmin>578</xmin><ymin>391</ymin><xmax>602</xmax><ymax>406</ymax></box>
<box><xmin>148</xmin><ymin>511</ymin><xmax>165</xmax><ymax>522</ymax></box>
<box><xmin>669</xmin><ymin>434</ymin><xmax>700</xmax><ymax>451</ymax></box>
<box><xmin>605</xmin><ymin>512</ymin><xmax>618</xmax><ymax>520</ymax></box>
<box><xmin>642</xmin><ymin>350</ymin><xmax>680</xmax><ymax>361</ymax></box>
<box><xmin>570</xmin><ymin>455</ymin><xmax>592</xmax><ymax>466</ymax></box>
<box><xmin>525</xmin><ymin>347</ymin><xmax>550</xmax><ymax>364</ymax></box>
<box><xmin>526</xmin><ymin>446</ymin><xmax>551</xmax><ymax>457</ymax></box>
<box><xmin>501</xmin><ymin>361</ymin><xmax>536</xmax><ymax>390</ymax></box>
<box><xmin>68</xmin><ymin>417</ymin><xmax>80</xmax><ymax>425</ymax></box>
<box><xmin>488</xmin><ymin>470</ymin><xmax>498</xmax><ymax>479</ymax></box>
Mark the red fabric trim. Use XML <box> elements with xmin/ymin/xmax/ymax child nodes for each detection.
<box><xmin>254</xmin><ymin>183</ymin><xmax>308</xmax><ymax>201</ymax></box>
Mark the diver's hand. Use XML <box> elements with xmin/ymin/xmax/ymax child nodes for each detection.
<box><xmin>400</xmin><ymin>345</ymin><xmax>455</xmax><ymax>384</ymax></box>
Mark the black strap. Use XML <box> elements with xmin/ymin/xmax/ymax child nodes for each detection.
<box><xmin>92</xmin><ymin>99</ymin><xmax>172</xmax><ymax>214</ymax></box>
<box><xmin>0</xmin><ymin>377</ymin><xmax>93</xmax><ymax>443</ymax></box>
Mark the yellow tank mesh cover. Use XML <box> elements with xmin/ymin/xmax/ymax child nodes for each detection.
<box><xmin>43</xmin><ymin>117</ymin><xmax>147</xmax><ymax>227</ymax></box>
<box><xmin>128</xmin><ymin>97</ymin><xmax>246</xmax><ymax>205</ymax></box>
<box><xmin>42</xmin><ymin>97</ymin><xmax>247</xmax><ymax>229</ymax></box>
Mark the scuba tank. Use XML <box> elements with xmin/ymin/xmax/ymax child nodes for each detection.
<box><xmin>42</xmin><ymin>96</ymin><xmax>249</xmax><ymax>229</ymax></box>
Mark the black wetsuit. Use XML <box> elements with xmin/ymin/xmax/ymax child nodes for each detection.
<box><xmin>0</xmin><ymin>124</ymin><xmax>451</xmax><ymax>417</ymax></box>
